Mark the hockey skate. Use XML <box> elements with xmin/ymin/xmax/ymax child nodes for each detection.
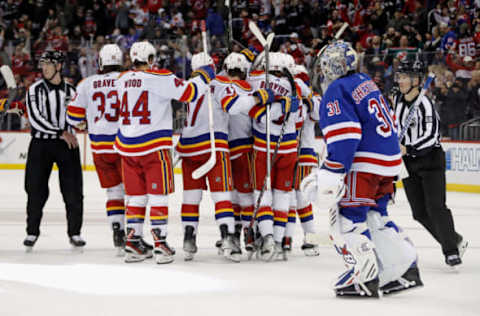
<box><xmin>23</xmin><ymin>235</ymin><xmax>38</xmax><ymax>252</ymax></box>
<box><xmin>233</xmin><ymin>224</ymin><xmax>242</xmax><ymax>249</ymax></box>
<box><xmin>183</xmin><ymin>225</ymin><xmax>198</xmax><ymax>261</ymax></box>
<box><xmin>301</xmin><ymin>239</ymin><xmax>320</xmax><ymax>257</ymax></box>
<box><xmin>380</xmin><ymin>266</ymin><xmax>423</xmax><ymax>296</ymax></box>
<box><xmin>334</xmin><ymin>269</ymin><xmax>379</xmax><ymax>298</ymax></box>
<box><xmin>458</xmin><ymin>237</ymin><xmax>468</xmax><ymax>259</ymax></box>
<box><xmin>259</xmin><ymin>234</ymin><xmax>275</xmax><ymax>262</ymax></box>
<box><xmin>151</xmin><ymin>228</ymin><xmax>174</xmax><ymax>264</ymax></box>
<box><xmin>69</xmin><ymin>235</ymin><xmax>86</xmax><ymax>252</ymax></box>
<box><xmin>445</xmin><ymin>254</ymin><xmax>462</xmax><ymax>268</ymax></box>
<box><xmin>273</xmin><ymin>241</ymin><xmax>287</xmax><ymax>261</ymax></box>
<box><xmin>140</xmin><ymin>238</ymin><xmax>154</xmax><ymax>258</ymax></box>
<box><xmin>244</xmin><ymin>227</ymin><xmax>257</xmax><ymax>260</ymax></box>
<box><xmin>282</xmin><ymin>236</ymin><xmax>292</xmax><ymax>252</ymax></box>
<box><xmin>219</xmin><ymin>224</ymin><xmax>241</xmax><ymax>262</ymax></box>
<box><xmin>124</xmin><ymin>228</ymin><xmax>149</xmax><ymax>263</ymax></box>
<box><xmin>112</xmin><ymin>222</ymin><xmax>125</xmax><ymax>256</ymax></box>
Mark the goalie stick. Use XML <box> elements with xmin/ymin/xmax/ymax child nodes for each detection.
<box><xmin>192</xmin><ymin>20</ymin><xmax>217</xmax><ymax>180</ymax></box>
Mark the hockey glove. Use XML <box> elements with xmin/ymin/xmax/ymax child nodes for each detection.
<box><xmin>192</xmin><ymin>65</ymin><xmax>216</xmax><ymax>84</ymax></box>
<box><xmin>276</xmin><ymin>96</ymin><xmax>300</xmax><ymax>115</ymax></box>
<box><xmin>253</xmin><ymin>88</ymin><xmax>275</xmax><ymax>106</ymax></box>
<box><xmin>300</xmin><ymin>168</ymin><xmax>345</xmax><ymax>206</ymax></box>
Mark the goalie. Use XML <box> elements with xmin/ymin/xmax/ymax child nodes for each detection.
<box><xmin>302</xmin><ymin>42</ymin><xmax>423</xmax><ymax>297</ymax></box>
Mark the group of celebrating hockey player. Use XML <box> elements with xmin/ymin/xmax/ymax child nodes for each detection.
<box><xmin>10</xmin><ymin>22</ymin><xmax>467</xmax><ymax>298</ymax></box>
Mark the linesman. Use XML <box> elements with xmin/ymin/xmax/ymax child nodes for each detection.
<box><xmin>23</xmin><ymin>50</ymin><xmax>85</xmax><ymax>250</ymax></box>
<box><xmin>394</xmin><ymin>58</ymin><xmax>467</xmax><ymax>267</ymax></box>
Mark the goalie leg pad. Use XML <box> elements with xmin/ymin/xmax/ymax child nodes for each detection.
<box><xmin>332</xmin><ymin>216</ymin><xmax>379</xmax><ymax>297</ymax></box>
<box><xmin>367</xmin><ymin>211</ymin><xmax>418</xmax><ymax>288</ymax></box>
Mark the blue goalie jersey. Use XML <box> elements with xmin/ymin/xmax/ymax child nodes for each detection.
<box><xmin>319</xmin><ymin>73</ymin><xmax>402</xmax><ymax>176</ymax></box>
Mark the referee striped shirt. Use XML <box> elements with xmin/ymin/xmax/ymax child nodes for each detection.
<box><xmin>26</xmin><ymin>79</ymin><xmax>76</xmax><ymax>139</ymax></box>
<box><xmin>394</xmin><ymin>94</ymin><xmax>441</xmax><ymax>156</ymax></box>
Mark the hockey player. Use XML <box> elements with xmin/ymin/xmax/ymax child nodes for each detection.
<box><xmin>115</xmin><ymin>41</ymin><xmax>214</xmax><ymax>264</ymax></box>
<box><xmin>67</xmin><ymin>44</ymin><xmax>127</xmax><ymax>256</ymax></box>
<box><xmin>247</xmin><ymin>52</ymin><xmax>300</xmax><ymax>261</ymax></box>
<box><xmin>176</xmin><ymin>52</ymin><xmax>240</xmax><ymax>262</ymax></box>
<box><xmin>222</xmin><ymin>52</ymin><xmax>256</xmax><ymax>253</ymax></box>
<box><xmin>302</xmin><ymin>42</ymin><xmax>422</xmax><ymax>297</ymax></box>
<box><xmin>177</xmin><ymin>52</ymin><xmax>277</xmax><ymax>262</ymax></box>
<box><xmin>284</xmin><ymin>64</ymin><xmax>320</xmax><ymax>256</ymax></box>
<box><xmin>394</xmin><ymin>58</ymin><xmax>468</xmax><ymax>267</ymax></box>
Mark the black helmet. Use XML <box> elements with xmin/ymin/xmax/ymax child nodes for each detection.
<box><xmin>39</xmin><ymin>50</ymin><xmax>65</xmax><ymax>64</ymax></box>
<box><xmin>397</xmin><ymin>58</ymin><xmax>425</xmax><ymax>76</ymax></box>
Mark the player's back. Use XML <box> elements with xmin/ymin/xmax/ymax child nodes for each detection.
<box><xmin>68</xmin><ymin>72</ymin><xmax>120</xmax><ymax>153</ymax></box>
<box><xmin>228</xmin><ymin>79</ymin><xmax>254</xmax><ymax>159</ymax></box>
<box><xmin>177</xmin><ymin>76</ymin><xmax>231</xmax><ymax>156</ymax></box>
<box><xmin>248</xmin><ymin>71</ymin><xmax>298</xmax><ymax>154</ymax></box>
<box><xmin>321</xmin><ymin>73</ymin><xmax>401</xmax><ymax>176</ymax></box>
<box><xmin>114</xmin><ymin>69</ymin><xmax>177</xmax><ymax>156</ymax></box>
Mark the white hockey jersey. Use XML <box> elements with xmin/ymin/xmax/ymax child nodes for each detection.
<box><xmin>114</xmin><ymin>69</ymin><xmax>206</xmax><ymax>156</ymax></box>
<box><xmin>248</xmin><ymin>70</ymin><xmax>299</xmax><ymax>154</ymax></box>
<box><xmin>67</xmin><ymin>72</ymin><xmax>120</xmax><ymax>153</ymax></box>
<box><xmin>227</xmin><ymin>79</ymin><xmax>254</xmax><ymax>160</ymax></box>
<box><xmin>176</xmin><ymin>75</ymin><xmax>231</xmax><ymax>157</ymax></box>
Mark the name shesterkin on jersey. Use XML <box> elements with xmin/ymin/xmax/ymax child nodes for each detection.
<box><xmin>320</xmin><ymin>73</ymin><xmax>402</xmax><ymax>176</ymax></box>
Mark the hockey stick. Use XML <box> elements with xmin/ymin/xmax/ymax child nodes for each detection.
<box><xmin>249</xmin><ymin>33</ymin><xmax>274</xmax><ymax>73</ymax></box>
<box><xmin>250</xmin><ymin>67</ymin><xmax>297</xmax><ymax>230</ymax></box>
<box><xmin>192</xmin><ymin>20</ymin><xmax>217</xmax><ymax>180</ymax></box>
<box><xmin>248</xmin><ymin>21</ymin><xmax>274</xmax><ymax>192</ymax></box>
<box><xmin>0</xmin><ymin>65</ymin><xmax>18</xmax><ymax>121</ymax></box>
<box><xmin>225</xmin><ymin>0</ymin><xmax>233</xmax><ymax>53</ymax></box>
<box><xmin>398</xmin><ymin>73</ymin><xmax>435</xmax><ymax>142</ymax></box>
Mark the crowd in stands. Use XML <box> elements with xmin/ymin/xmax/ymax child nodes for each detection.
<box><xmin>0</xmin><ymin>0</ymin><xmax>480</xmax><ymax>139</ymax></box>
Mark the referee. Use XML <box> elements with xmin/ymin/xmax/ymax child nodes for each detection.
<box><xmin>23</xmin><ymin>50</ymin><xmax>85</xmax><ymax>250</ymax></box>
<box><xmin>394</xmin><ymin>58</ymin><xmax>467</xmax><ymax>267</ymax></box>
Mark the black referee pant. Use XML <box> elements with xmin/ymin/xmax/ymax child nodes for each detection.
<box><xmin>403</xmin><ymin>147</ymin><xmax>462</xmax><ymax>256</ymax></box>
<box><xmin>25</xmin><ymin>138</ymin><xmax>84</xmax><ymax>237</ymax></box>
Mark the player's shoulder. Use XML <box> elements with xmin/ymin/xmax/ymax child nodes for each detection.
<box><xmin>249</xmin><ymin>70</ymin><xmax>265</xmax><ymax>77</ymax></box>
<box><xmin>232</xmin><ymin>79</ymin><xmax>252</xmax><ymax>92</ymax></box>
<box><xmin>142</xmin><ymin>68</ymin><xmax>174</xmax><ymax>76</ymax></box>
<box><xmin>215</xmin><ymin>75</ymin><xmax>232</xmax><ymax>85</ymax></box>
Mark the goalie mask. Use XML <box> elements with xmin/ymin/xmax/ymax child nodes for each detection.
<box><xmin>319</xmin><ymin>41</ymin><xmax>358</xmax><ymax>82</ymax></box>
<box><xmin>99</xmin><ymin>44</ymin><xmax>123</xmax><ymax>70</ymax></box>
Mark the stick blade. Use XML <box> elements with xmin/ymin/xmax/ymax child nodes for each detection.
<box><xmin>192</xmin><ymin>154</ymin><xmax>216</xmax><ymax>179</ymax></box>
<box><xmin>0</xmin><ymin>65</ymin><xmax>16</xmax><ymax>89</ymax></box>
<box><xmin>248</xmin><ymin>21</ymin><xmax>266</xmax><ymax>46</ymax></box>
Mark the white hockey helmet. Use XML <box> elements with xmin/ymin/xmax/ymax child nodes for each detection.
<box><xmin>130</xmin><ymin>41</ymin><xmax>156</xmax><ymax>65</ymax></box>
<box><xmin>191</xmin><ymin>52</ymin><xmax>213</xmax><ymax>71</ymax></box>
<box><xmin>267</xmin><ymin>52</ymin><xmax>285</xmax><ymax>72</ymax></box>
<box><xmin>319</xmin><ymin>41</ymin><xmax>358</xmax><ymax>81</ymax></box>
<box><xmin>292</xmin><ymin>64</ymin><xmax>308</xmax><ymax>76</ymax></box>
<box><xmin>283</xmin><ymin>53</ymin><xmax>296</xmax><ymax>73</ymax></box>
<box><xmin>98</xmin><ymin>44</ymin><xmax>123</xmax><ymax>70</ymax></box>
<box><xmin>223</xmin><ymin>52</ymin><xmax>250</xmax><ymax>73</ymax></box>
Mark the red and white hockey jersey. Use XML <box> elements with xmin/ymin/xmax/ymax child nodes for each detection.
<box><xmin>176</xmin><ymin>75</ymin><xmax>232</xmax><ymax>157</ymax></box>
<box><xmin>248</xmin><ymin>70</ymin><xmax>299</xmax><ymax>154</ymax></box>
<box><xmin>114</xmin><ymin>69</ymin><xmax>204</xmax><ymax>156</ymax></box>
<box><xmin>67</xmin><ymin>72</ymin><xmax>120</xmax><ymax>153</ymax></box>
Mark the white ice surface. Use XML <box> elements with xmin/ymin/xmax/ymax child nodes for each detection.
<box><xmin>0</xmin><ymin>170</ymin><xmax>478</xmax><ymax>316</ymax></box>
